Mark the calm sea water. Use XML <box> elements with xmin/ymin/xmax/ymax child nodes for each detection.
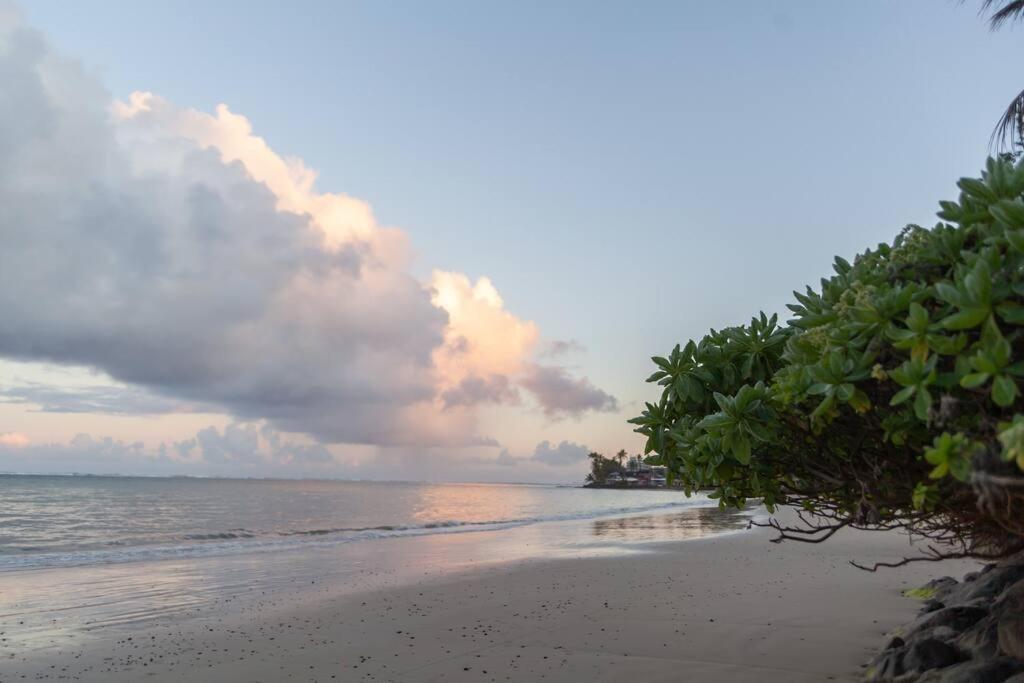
<box><xmin>0</xmin><ymin>475</ymin><xmax>716</xmax><ymax>571</ymax></box>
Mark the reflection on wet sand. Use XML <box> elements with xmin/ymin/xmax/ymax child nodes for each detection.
<box><xmin>591</xmin><ymin>505</ymin><xmax>752</xmax><ymax>542</ymax></box>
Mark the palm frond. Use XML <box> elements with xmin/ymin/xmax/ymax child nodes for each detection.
<box><xmin>991</xmin><ymin>87</ymin><xmax>1024</xmax><ymax>152</ymax></box>
<box><xmin>975</xmin><ymin>2</ymin><xmax>1024</xmax><ymax>151</ymax></box>
<box><xmin>979</xmin><ymin>0</ymin><xmax>1024</xmax><ymax>29</ymax></box>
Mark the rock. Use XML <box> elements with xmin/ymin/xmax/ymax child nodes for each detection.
<box><xmin>885</xmin><ymin>636</ymin><xmax>906</xmax><ymax>650</ymax></box>
<box><xmin>905</xmin><ymin>606</ymin><xmax>989</xmax><ymax>637</ymax></box>
<box><xmin>867</xmin><ymin>649</ymin><xmax>900</xmax><ymax>680</ymax></box>
<box><xmin>869</xmin><ymin>563</ymin><xmax>1024</xmax><ymax>682</ymax></box>
<box><xmin>902</xmin><ymin>638</ymin><xmax>963</xmax><ymax>674</ymax></box>
<box><xmin>954</xmin><ymin>614</ymin><xmax>1000</xmax><ymax>659</ymax></box>
<box><xmin>932</xmin><ymin>657</ymin><xmax>1024</xmax><ymax>683</ymax></box>
<box><xmin>998</xmin><ymin>614</ymin><xmax>1024</xmax><ymax>659</ymax></box>
<box><xmin>871</xmin><ymin>638</ymin><xmax>964</xmax><ymax>679</ymax></box>
<box><xmin>996</xmin><ymin>578</ymin><xmax>1024</xmax><ymax>612</ymax></box>
<box><xmin>963</xmin><ymin>565</ymin><xmax>1024</xmax><ymax>603</ymax></box>
<box><xmin>924</xmin><ymin>577</ymin><xmax>960</xmax><ymax>593</ymax></box>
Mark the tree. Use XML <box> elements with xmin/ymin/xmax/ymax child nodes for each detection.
<box><xmin>585</xmin><ymin>451</ymin><xmax>626</xmax><ymax>485</ymax></box>
<box><xmin>615</xmin><ymin>449</ymin><xmax>628</xmax><ymax>467</ymax></box>
<box><xmin>630</xmin><ymin>158</ymin><xmax>1024</xmax><ymax>568</ymax></box>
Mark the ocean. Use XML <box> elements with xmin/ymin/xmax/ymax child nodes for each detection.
<box><xmin>0</xmin><ymin>475</ymin><xmax>728</xmax><ymax>571</ymax></box>
<box><xmin>0</xmin><ymin>475</ymin><xmax>755</xmax><ymax>656</ymax></box>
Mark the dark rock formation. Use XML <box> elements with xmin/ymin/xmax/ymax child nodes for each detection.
<box><xmin>866</xmin><ymin>558</ymin><xmax>1024</xmax><ymax>682</ymax></box>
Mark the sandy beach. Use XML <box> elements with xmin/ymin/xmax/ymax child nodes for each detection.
<box><xmin>2</xmin><ymin>509</ymin><xmax>976</xmax><ymax>683</ymax></box>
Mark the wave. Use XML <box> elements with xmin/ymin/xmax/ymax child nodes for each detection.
<box><xmin>0</xmin><ymin>498</ymin><xmax>715</xmax><ymax>572</ymax></box>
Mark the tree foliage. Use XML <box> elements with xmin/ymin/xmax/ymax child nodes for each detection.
<box><xmin>630</xmin><ymin>158</ymin><xmax>1024</xmax><ymax>562</ymax></box>
<box><xmin>585</xmin><ymin>451</ymin><xmax>624</xmax><ymax>484</ymax></box>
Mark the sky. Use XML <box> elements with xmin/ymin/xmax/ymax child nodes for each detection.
<box><xmin>0</xmin><ymin>1</ymin><xmax>1021</xmax><ymax>482</ymax></box>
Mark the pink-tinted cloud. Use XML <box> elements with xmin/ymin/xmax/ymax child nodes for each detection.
<box><xmin>0</xmin><ymin>432</ymin><xmax>29</xmax><ymax>448</ymax></box>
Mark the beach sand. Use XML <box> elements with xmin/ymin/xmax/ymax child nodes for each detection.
<box><xmin>3</xmin><ymin>512</ymin><xmax>977</xmax><ymax>682</ymax></box>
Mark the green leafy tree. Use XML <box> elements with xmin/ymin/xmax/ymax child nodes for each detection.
<box><xmin>631</xmin><ymin>158</ymin><xmax>1024</xmax><ymax>568</ymax></box>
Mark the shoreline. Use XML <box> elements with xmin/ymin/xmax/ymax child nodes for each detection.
<box><xmin>1</xmin><ymin>508</ymin><xmax>978</xmax><ymax>682</ymax></box>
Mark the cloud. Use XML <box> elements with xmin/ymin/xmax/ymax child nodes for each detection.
<box><xmin>494</xmin><ymin>448</ymin><xmax>520</xmax><ymax>466</ymax></box>
<box><xmin>173</xmin><ymin>422</ymin><xmax>334</xmax><ymax>466</ymax></box>
<box><xmin>188</xmin><ymin>423</ymin><xmax>261</xmax><ymax>464</ymax></box>
<box><xmin>440</xmin><ymin>374</ymin><xmax>519</xmax><ymax>409</ymax></box>
<box><xmin>0</xmin><ymin>15</ymin><xmax>615</xmax><ymax>451</ymax></box>
<box><xmin>0</xmin><ymin>427</ymin><xmax>593</xmax><ymax>482</ymax></box>
<box><xmin>532</xmin><ymin>440</ymin><xmax>590</xmax><ymax>466</ymax></box>
<box><xmin>0</xmin><ymin>433</ymin><xmax>167</xmax><ymax>475</ymax></box>
<box><xmin>521</xmin><ymin>365</ymin><xmax>618</xmax><ymax>419</ymax></box>
<box><xmin>0</xmin><ymin>382</ymin><xmax>191</xmax><ymax>415</ymax></box>
<box><xmin>0</xmin><ymin>432</ymin><xmax>29</xmax><ymax>447</ymax></box>
<box><xmin>541</xmin><ymin>339</ymin><xmax>585</xmax><ymax>357</ymax></box>
<box><xmin>430</xmin><ymin>270</ymin><xmax>539</xmax><ymax>390</ymax></box>
<box><xmin>0</xmin><ymin>422</ymin><xmax>335</xmax><ymax>476</ymax></box>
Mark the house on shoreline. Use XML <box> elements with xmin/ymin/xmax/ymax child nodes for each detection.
<box><xmin>604</xmin><ymin>458</ymin><xmax>668</xmax><ymax>488</ymax></box>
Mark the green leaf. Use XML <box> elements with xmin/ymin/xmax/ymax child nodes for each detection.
<box><xmin>934</xmin><ymin>282</ymin><xmax>963</xmax><ymax>306</ymax></box>
<box><xmin>1007</xmin><ymin>230</ymin><xmax>1024</xmax><ymax>253</ymax></box>
<box><xmin>961</xmin><ymin>372</ymin><xmax>991</xmax><ymax>389</ymax></box>
<box><xmin>958</xmin><ymin>177</ymin><xmax>996</xmax><ymax>202</ymax></box>
<box><xmin>997</xmin><ymin>303</ymin><xmax>1024</xmax><ymax>325</ymax></box>
<box><xmin>907</xmin><ymin>302</ymin><xmax>929</xmax><ymax>331</ymax></box>
<box><xmin>949</xmin><ymin>456</ymin><xmax>971</xmax><ymax>482</ymax></box>
<box><xmin>993</xmin><ymin>375</ymin><xmax>1018</xmax><ymax>407</ymax></box>
<box><xmin>989</xmin><ymin>199</ymin><xmax>1024</xmax><ymax>227</ymax></box>
<box><xmin>732</xmin><ymin>436</ymin><xmax>751</xmax><ymax>465</ymax></box>
<box><xmin>848</xmin><ymin>389</ymin><xmax>872</xmax><ymax>413</ymax></box>
<box><xmin>941</xmin><ymin>307</ymin><xmax>989</xmax><ymax>330</ymax></box>
<box><xmin>914</xmin><ymin>387</ymin><xmax>932</xmax><ymax>421</ymax></box>
<box><xmin>890</xmin><ymin>385</ymin><xmax>916</xmax><ymax>405</ymax></box>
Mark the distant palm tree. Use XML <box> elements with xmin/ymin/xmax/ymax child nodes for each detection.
<box><xmin>979</xmin><ymin>1</ymin><xmax>1024</xmax><ymax>150</ymax></box>
<box><xmin>615</xmin><ymin>449</ymin><xmax>628</xmax><ymax>468</ymax></box>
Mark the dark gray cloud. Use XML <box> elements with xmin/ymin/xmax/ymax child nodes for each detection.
<box><xmin>532</xmin><ymin>440</ymin><xmax>590</xmax><ymax>466</ymax></box>
<box><xmin>521</xmin><ymin>365</ymin><xmax>618</xmax><ymax>419</ymax></box>
<box><xmin>440</xmin><ymin>374</ymin><xmax>519</xmax><ymax>409</ymax></box>
<box><xmin>0</xmin><ymin>382</ymin><xmax>192</xmax><ymax>415</ymax></box>
<box><xmin>541</xmin><ymin>339</ymin><xmax>585</xmax><ymax>357</ymax></box>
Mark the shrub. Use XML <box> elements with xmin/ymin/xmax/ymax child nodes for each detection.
<box><xmin>630</xmin><ymin>157</ymin><xmax>1024</xmax><ymax>566</ymax></box>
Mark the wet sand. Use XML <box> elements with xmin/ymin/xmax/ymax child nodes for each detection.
<box><xmin>2</xmin><ymin>509</ymin><xmax>976</xmax><ymax>682</ymax></box>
